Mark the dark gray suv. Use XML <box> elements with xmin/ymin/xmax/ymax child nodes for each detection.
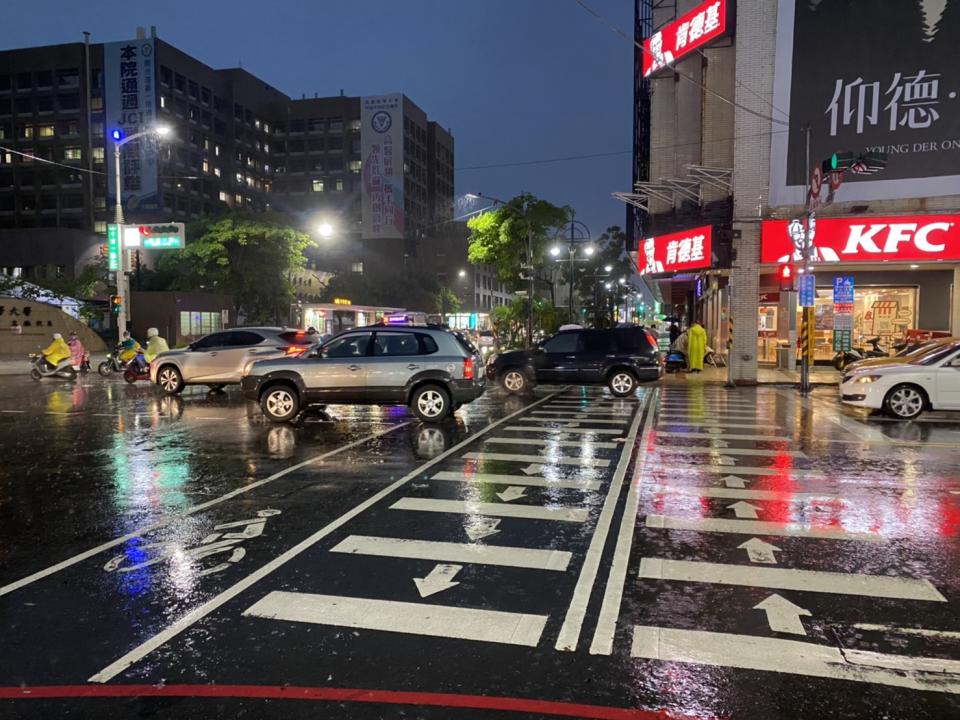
<box><xmin>242</xmin><ymin>326</ymin><xmax>485</xmax><ymax>423</ymax></box>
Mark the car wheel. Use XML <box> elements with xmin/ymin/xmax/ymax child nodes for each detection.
<box><xmin>98</xmin><ymin>361</ymin><xmax>113</xmax><ymax>376</ymax></box>
<box><xmin>501</xmin><ymin>368</ymin><xmax>527</xmax><ymax>394</ymax></box>
<box><xmin>260</xmin><ymin>385</ymin><xmax>300</xmax><ymax>423</ymax></box>
<box><xmin>411</xmin><ymin>385</ymin><xmax>450</xmax><ymax>423</ymax></box>
<box><xmin>157</xmin><ymin>365</ymin><xmax>184</xmax><ymax>395</ymax></box>
<box><xmin>608</xmin><ymin>370</ymin><xmax>637</xmax><ymax>397</ymax></box>
<box><xmin>884</xmin><ymin>384</ymin><xmax>926</xmax><ymax>420</ymax></box>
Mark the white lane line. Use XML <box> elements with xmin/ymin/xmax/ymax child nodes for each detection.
<box><xmin>555</xmin><ymin>394</ymin><xmax>649</xmax><ymax>652</ymax></box>
<box><xmin>390</xmin><ymin>497</ymin><xmax>588</xmax><ymax>523</ymax></box>
<box><xmin>853</xmin><ymin>623</ymin><xmax>960</xmax><ymax>640</ymax></box>
<box><xmin>631</xmin><ymin>626</ymin><xmax>960</xmax><ymax>694</ymax></box>
<box><xmin>588</xmin><ymin>390</ymin><xmax>658</xmax><ymax>656</ymax></box>
<box><xmin>645</xmin><ymin>515</ymin><xmax>882</xmax><ymax>542</ymax></box>
<box><xmin>0</xmin><ymin>409</ymin><xmax>25</xmax><ymax>413</ymax></box>
<box><xmin>464</xmin><ymin>451</ymin><xmax>611</xmax><ymax>468</ymax></box>
<box><xmin>514</xmin><ymin>417</ymin><xmax>628</xmax><ymax>426</ymax></box>
<box><xmin>330</xmin><ymin>534</ymin><xmax>572</xmax><ymax>571</ymax></box>
<box><xmin>431</xmin><ymin>470</ymin><xmax>601</xmax><ymax>491</ymax></box>
<box><xmin>656</xmin><ymin>421</ymin><xmax>784</xmax><ymax>430</ymax></box>
<box><xmin>647</xmin><ymin>485</ymin><xmax>844</xmax><ymax>502</ymax></box>
<box><xmin>652</xmin><ymin>446</ymin><xmax>807</xmax><ymax>458</ymax></box>
<box><xmin>655</xmin><ymin>431</ymin><xmax>791</xmax><ymax>442</ymax></box>
<box><xmin>638</xmin><ymin>558</ymin><xmax>945</xmax><ymax>601</ymax></box>
<box><xmin>658</xmin><ymin>413</ymin><xmax>771</xmax><ymax>420</ymax></box>
<box><xmin>503</xmin><ymin>425</ymin><xmax>625</xmax><ymax>435</ymax></box>
<box><xmin>1</xmin><ymin>420</ymin><xmax>414</xmax><ymax>599</ymax></box>
<box><xmin>532</xmin><ymin>411</ymin><xmax>631</xmax><ymax>418</ymax></box>
<box><xmin>244</xmin><ymin>592</ymin><xmax>547</xmax><ymax>647</ymax></box>
<box><xmin>642</xmin><ymin>465</ymin><xmax>823</xmax><ymax>478</ymax></box>
<box><xmin>86</xmin><ymin>389</ymin><xmax>566</xmax><ymax>682</ymax></box>
<box><xmin>484</xmin><ymin>436</ymin><xmax>618</xmax><ymax>449</ymax></box>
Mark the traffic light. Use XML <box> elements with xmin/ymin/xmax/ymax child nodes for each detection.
<box><xmin>778</xmin><ymin>263</ymin><xmax>796</xmax><ymax>292</ymax></box>
<box><xmin>822</xmin><ymin>151</ymin><xmax>855</xmax><ymax>175</ymax></box>
<box><xmin>110</xmin><ymin>295</ymin><xmax>122</xmax><ymax>315</ymax></box>
<box><xmin>851</xmin><ymin>151</ymin><xmax>888</xmax><ymax>175</ymax></box>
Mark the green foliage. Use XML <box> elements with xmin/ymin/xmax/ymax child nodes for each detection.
<box><xmin>562</xmin><ymin>226</ymin><xmax>635</xmax><ymax>325</ymax></box>
<box><xmin>155</xmin><ymin>214</ymin><xmax>311</xmax><ymax>324</ymax></box>
<box><xmin>490</xmin><ymin>299</ymin><xmax>527</xmax><ymax>350</ymax></box>
<box><xmin>467</xmin><ymin>194</ymin><xmax>570</xmax><ymax>285</ymax></box>
<box><xmin>1</xmin><ymin>256</ymin><xmax>112</xmax><ymax>302</ymax></box>
<box><xmin>434</xmin><ymin>286</ymin><xmax>462</xmax><ymax>315</ymax></box>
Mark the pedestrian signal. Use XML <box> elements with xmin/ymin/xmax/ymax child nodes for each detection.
<box><xmin>778</xmin><ymin>263</ymin><xmax>795</xmax><ymax>292</ymax></box>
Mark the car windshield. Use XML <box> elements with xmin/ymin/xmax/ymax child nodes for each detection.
<box><xmin>911</xmin><ymin>342</ymin><xmax>960</xmax><ymax>366</ymax></box>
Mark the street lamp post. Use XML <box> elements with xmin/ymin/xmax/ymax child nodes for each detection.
<box><xmin>110</xmin><ymin>125</ymin><xmax>170</xmax><ymax>339</ymax></box>
<box><xmin>551</xmin><ymin>217</ymin><xmax>592</xmax><ymax>324</ymax></box>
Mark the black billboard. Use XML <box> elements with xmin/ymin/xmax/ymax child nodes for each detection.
<box><xmin>769</xmin><ymin>0</ymin><xmax>960</xmax><ymax>205</ymax></box>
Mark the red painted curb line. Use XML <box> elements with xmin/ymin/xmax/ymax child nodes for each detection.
<box><xmin>0</xmin><ymin>684</ymin><xmax>710</xmax><ymax>720</ymax></box>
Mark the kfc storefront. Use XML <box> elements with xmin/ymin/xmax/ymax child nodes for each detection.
<box><xmin>758</xmin><ymin>214</ymin><xmax>960</xmax><ymax>363</ymax></box>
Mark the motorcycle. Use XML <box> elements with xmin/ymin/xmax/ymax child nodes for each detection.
<box><xmin>29</xmin><ymin>353</ymin><xmax>77</xmax><ymax>381</ymax></box>
<box><xmin>832</xmin><ymin>336</ymin><xmax>887</xmax><ymax>370</ymax></box>
<box><xmin>98</xmin><ymin>344</ymin><xmax>129</xmax><ymax>376</ymax></box>
<box><xmin>122</xmin><ymin>350</ymin><xmax>151</xmax><ymax>384</ymax></box>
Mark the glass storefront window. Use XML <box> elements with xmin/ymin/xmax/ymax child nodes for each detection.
<box><xmin>807</xmin><ymin>286</ymin><xmax>917</xmax><ymax>361</ymax></box>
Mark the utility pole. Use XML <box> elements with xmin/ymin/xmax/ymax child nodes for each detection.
<box><xmin>800</xmin><ymin>126</ymin><xmax>812</xmax><ymax>395</ymax></box>
<box><xmin>113</xmin><ymin>136</ymin><xmax>128</xmax><ymax>340</ymax></box>
<box><xmin>526</xmin><ymin>198</ymin><xmax>534</xmax><ymax>346</ymax></box>
<box><xmin>568</xmin><ymin>216</ymin><xmax>576</xmax><ymax>323</ymax></box>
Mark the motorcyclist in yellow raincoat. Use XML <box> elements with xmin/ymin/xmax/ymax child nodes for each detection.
<box><xmin>144</xmin><ymin>328</ymin><xmax>170</xmax><ymax>364</ymax></box>
<box><xmin>41</xmin><ymin>333</ymin><xmax>72</xmax><ymax>367</ymax></box>
<box><xmin>118</xmin><ymin>331</ymin><xmax>141</xmax><ymax>363</ymax></box>
<box><xmin>687</xmin><ymin>321</ymin><xmax>708</xmax><ymax>373</ymax></box>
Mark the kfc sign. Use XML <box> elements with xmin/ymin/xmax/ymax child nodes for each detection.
<box><xmin>643</xmin><ymin>0</ymin><xmax>729</xmax><ymax>78</ymax></box>
<box><xmin>761</xmin><ymin>215</ymin><xmax>960</xmax><ymax>264</ymax></box>
<box><xmin>640</xmin><ymin>226</ymin><xmax>713</xmax><ymax>276</ymax></box>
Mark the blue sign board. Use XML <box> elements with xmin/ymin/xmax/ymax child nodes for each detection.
<box><xmin>833</xmin><ymin>276</ymin><xmax>855</xmax><ymax>305</ymax></box>
<box><xmin>798</xmin><ymin>274</ymin><xmax>816</xmax><ymax>307</ymax></box>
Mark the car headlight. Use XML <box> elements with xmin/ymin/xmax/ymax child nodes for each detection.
<box><xmin>854</xmin><ymin>374</ymin><xmax>882</xmax><ymax>384</ymax></box>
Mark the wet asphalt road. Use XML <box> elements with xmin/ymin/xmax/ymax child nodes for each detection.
<box><xmin>0</xmin><ymin>372</ymin><xmax>959</xmax><ymax>719</ymax></box>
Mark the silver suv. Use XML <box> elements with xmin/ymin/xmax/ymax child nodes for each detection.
<box><xmin>241</xmin><ymin>326</ymin><xmax>485</xmax><ymax>423</ymax></box>
<box><xmin>151</xmin><ymin>327</ymin><xmax>317</xmax><ymax>394</ymax></box>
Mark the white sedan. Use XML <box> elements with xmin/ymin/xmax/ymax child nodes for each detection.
<box><xmin>840</xmin><ymin>341</ymin><xmax>960</xmax><ymax>419</ymax></box>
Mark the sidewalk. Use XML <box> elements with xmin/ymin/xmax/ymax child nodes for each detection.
<box><xmin>660</xmin><ymin>364</ymin><xmax>841</xmax><ymax>386</ymax></box>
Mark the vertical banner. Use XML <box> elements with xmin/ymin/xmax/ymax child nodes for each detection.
<box><xmin>104</xmin><ymin>38</ymin><xmax>160</xmax><ymax>211</ymax></box>
<box><xmin>798</xmin><ymin>274</ymin><xmax>815</xmax><ymax>307</ymax></box>
<box><xmin>361</xmin><ymin>94</ymin><xmax>405</xmax><ymax>240</ymax></box>
<box><xmin>832</xmin><ymin>276</ymin><xmax>854</xmax><ymax>352</ymax></box>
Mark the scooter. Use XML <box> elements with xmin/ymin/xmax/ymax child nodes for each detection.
<box><xmin>831</xmin><ymin>337</ymin><xmax>887</xmax><ymax>370</ymax></box>
<box><xmin>123</xmin><ymin>351</ymin><xmax>151</xmax><ymax>384</ymax></box>
<box><xmin>29</xmin><ymin>353</ymin><xmax>76</xmax><ymax>381</ymax></box>
<box><xmin>98</xmin><ymin>344</ymin><xmax>129</xmax><ymax>376</ymax></box>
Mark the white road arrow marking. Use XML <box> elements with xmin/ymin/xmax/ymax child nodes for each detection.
<box><xmin>718</xmin><ymin>456</ymin><xmax>737</xmax><ymax>466</ymax></box>
<box><xmin>739</xmin><ymin>538</ymin><xmax>781</xmax><ymax>564</ymax></box>
<box><xmin>414</xmin><ymin>563</ymin><xmax>462</xmax><ymax>597</ymax></box>
<box><xmin>464</xmin><ymin>517</ymin><xmax>501</xmax><ymax>541</ymax></box>
<box><xmin>754</xmin><ymin>593</ymin><xmax>810</xmax><ymax>635</ymax></box>
<box><xmin>723</xmin><ymin>475</ymin><xmax>748</xmax><ymax>488</ymax></box>
<box><xmin>728</xmin><ymin>501</ymin><xmax>760</xmax><ymax>519</ymax></box>
<box><xmin>522</xmin><ymin>463</ymin><xmax>544</xmax><ymax>475</ymax></box>
<box><xmin>497</xmin><ymin>486</ymin><xmax>527</xmax><ymax>502</ymax></box>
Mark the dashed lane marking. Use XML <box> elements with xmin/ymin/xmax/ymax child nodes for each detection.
<box><xmin>647</xmin><ymin>485</ymin><xmax>844</xmax><ymax>502</ymax></box>
<box><xmin>655</xmin><ymin>431</ymin><xmax>792</xmax><ymax>442</ymax></box>
<box><xmin>651</xmin><ymin>446</ymin><xmax>807</xmax><ymax>459</ymax></box>
<box><xmin>502</xmin><ymin>425</ymin><xmax>626</xmax><ymax>435</ymax></box>
<box><xmin>484</xmin><ymin>436</ymin><xmax>618</xmax><ymax>449</ymax></box>
<box><xmin>513</xmin><ymin>417</ymin><xmax>629</xmax><ymax>426</ymax></box>
<box><xmin>329</xmin><ymin>535</ymin><xmax>572</xmax><ymax>571</ymax></box>
<box><xmin>645</xmin><ymin>515</ymin><xmax>883</xmax><ymax>542</ymax></box>
<box><xmin>244</xmin><ymin>592</ymin><xmax>548</xmax><ymax>647</ymax></box>
<box><xmin>638</xmin><ymin>558</ymin><xmax>946</xmax><ymax>601</ymax></box>
<box><xmin>389</xmin><ymin>497</ymin><xmax>589</xmax><ymax>523</ymax></box>
<box><xmin>463</xmin><ymin>451</ymin><xmax>611</xmax><ymax>468</ymax></box>
<box><xmin>431</xmin><ymin>470</ymin><xmax>602</xmax><ymax>491</ymax></box>
<box><xmin>642</xmin><ymin>464</ymin><xmax>823</xmax><ymax>478</ymax></box>
<box><xmin>631</xmin><ymin>626</ymin><xmax>960</xmax><ymax>694</ymax></box>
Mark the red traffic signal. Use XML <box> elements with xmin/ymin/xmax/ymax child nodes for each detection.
<box><xmin>778</xmin><ymin>263</ymin><xmax>795</xmax><ymax>292</ymax></box>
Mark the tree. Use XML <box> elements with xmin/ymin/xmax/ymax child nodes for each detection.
<box><xmin>467</xmin><ymin>194</ymin><xmax>570</xmax><ymax>286</ymax></box>
<box><xmin>434</xmin><ymin>286</ymin><xmax>462</xmax><ymax>315</ymax></box>
<box><xmin>562</xmin><ymin>226</ymin><xmax>635</xmax><ymax>326</ymax></box>
<box><xmin>155</xmin><ymin>214</ymin><xmax>311</xmax><ymax>324</ymax></box>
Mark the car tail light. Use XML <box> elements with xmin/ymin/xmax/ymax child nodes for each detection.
<box><xmin>463</xmin><ymin>357</ymin><xmax>475</xmax><ymax>379</ymax></box>
<box><xmin>283</xmin><ymin>346</ymin><xmax>307</xmax><ymax>356</ymax></box>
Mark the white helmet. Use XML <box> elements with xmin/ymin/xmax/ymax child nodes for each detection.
<box><xmin>147</xmin><ymin>327</ymin><xmax>159</xmax><ymax>338</ymax></box>
<box><xmin>52</xmin><ymin>332</ymin><xmax>63</xmax><ymax>340</ymax></box>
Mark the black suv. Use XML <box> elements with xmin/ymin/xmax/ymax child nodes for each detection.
<box><xmin>486</xmin><ymin>327</ymin><xmax>661</xmax><ymax>396</ymax></box>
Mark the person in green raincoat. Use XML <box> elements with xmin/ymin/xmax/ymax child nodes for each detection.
<box><xmin>687</xmin><ymin>320</ymin><xmax>707</xmax><ymax>373</ymax></box>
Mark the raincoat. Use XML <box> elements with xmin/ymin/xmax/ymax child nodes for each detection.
<box><xmin>145</xmin><ymin>335</ymin><xmax>170</xmax><ymax>363</ymax></box>
<box><xmin>42</xmin><ymin>337</ymin><xmax>71</xmax><ymax>366</ymax></box>
<box><xmin>687</xmin><ymin>323</ymin><xmax>708</xmax><ymax>371</ymax></box>
<box><xmin>119</xmin><ymin>337</ymin><xmax>141</xmax><ymax>363</ymax></box>
<box><xmin>68</xmin><ymin>337</ymin><xmax>86</xmax><ymax>367</ymax></box>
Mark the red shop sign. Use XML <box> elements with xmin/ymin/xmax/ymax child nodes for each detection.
<box><xmin>758</xmin><ymin>292</ymin><xmax>780</xmax><ymax>305</ymax></box>
<box><xmin>760</xmin><ymin>215</ymin><xmax>960</xmax><ymax>264</ymax></box>
<box><xmin>639</xmin><ymin>225</ymin><xmax>713</xmax><ymax>276</ymax></box>
<box><xmin>642</xmin><ymin>0</ymin><xmax>729</xmax><ymax>78</ymax></box>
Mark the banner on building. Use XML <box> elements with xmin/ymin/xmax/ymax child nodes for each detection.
<box><xmin>642</xmin><ymin>0</ymin><xmax>730</xmax><ymax>78</ymax></box>
<box><xmin>769</xmin><ymin>0</ymin><xmax>960</xmax><ymax>205</ymax></box>
<box><xmin>639</xmin><ymin>225</ymin><xmax>713</xmax><ymax>275</ymax></box>
<box><xmin>104</xmin><ymin>38</ymin><xmax>160</xmax><ymax>211</ymax></box>
<box><xmin>361</xmin><ymin>94</ymin><xmax>405</xmax><ymax>240</ymax></box>
<box><xmin>761</xmin><ymin>214</ymin><xmax>960</xmax><ymax>264</ymax></box>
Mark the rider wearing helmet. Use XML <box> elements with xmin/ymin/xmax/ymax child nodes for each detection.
<box><xmin>41</xmin><ymin>333</ymin><xmax>71</xmax><ymax>368</ymax></box>
<box><xmin>144</xmin><ymin>327</ymin><xmax>170</xmax><ymax>364</ymax></box>
<box><xmin>118</xmin><ymin>331</ymin><xmax>141</xmax><ymax>364</ymax></box>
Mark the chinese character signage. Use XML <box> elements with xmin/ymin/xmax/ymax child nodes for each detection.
<box><xmin>642</xmin><ymin>0</ymin><xmax>729</xmax><ymax>78</ymax></box>
<box><xmin>833</xmin><ymin>276</ymin><xmax>854</xmax><ymax>352</ymax></box>
<box><xmin>106</xmin><ymin>224</ymin><xmax>120</xmax><ymax>271</ymax></box>
<box><xmin>761</xmin><ymin>214</ymin><xmax>960</xmax><ymax>264</ymax></box>
<box><xmin>769</xmin><ymin>0</ymin><xmax>960</xmax><ymax>205</ymax></box>
<box><xmin>104</xmin><ymin>39</ymin><xmax>160</xmax><ymax>211</ymax></box>
<box><xmin>798</xmin><ymin>273</ymin><xmax>815</xmax><ymax>307</ymax></box>
<box><xmin>639</xmin><ymin>225</ymin><xmax>713</xmax><ymax>275</ymax></box>
<box><xmin>361</xmin><ymin>94</ymin><xmax>405</xmax><ymax>240</ymax></box>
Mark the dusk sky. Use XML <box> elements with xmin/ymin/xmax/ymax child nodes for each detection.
<box><xmin>1</xmin><ymin>0</ymin><xmax>634</xmax><ymax>238</ymax></box>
